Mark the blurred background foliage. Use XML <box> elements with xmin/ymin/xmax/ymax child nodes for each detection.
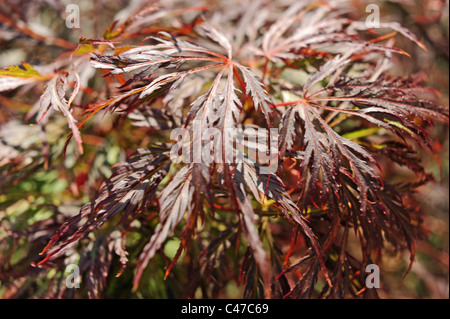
<box><xmin>0</xmin><ymin>0</ymin><xmax>448</xmax><ymax>298</ymax></box>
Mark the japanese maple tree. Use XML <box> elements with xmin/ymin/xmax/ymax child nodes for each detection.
<box><xmin>0</xmin><ymin>0</ymin><xmax>448</xmax><ymax>299</ymax></box>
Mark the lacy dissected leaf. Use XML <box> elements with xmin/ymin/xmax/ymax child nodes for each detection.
<box><xmin>303</xmin><ymin>50</ymin><xmax>354</xmax><ymax>93</ymax></box>
<box><xmin>232</xmin><ymin>169</ymin><xmax>270</xmax><ymax>296</ymax></box>
<box><xmin>234</xmin><ymin>159</ymin><xmax>331</xmax><ymax>285</ymax></box>
<box><xmin>89</xmin><ymin>30</ymin><xmax>273</xmax><ymax>130</ymax></box>
<box><xmin>38</xmin><ymin>73</ymin><xmax>83</xmax><ymax>153</ymax></box>
<box><xmin>133</xmin><ymin>164</ymin><xmax>193</xmax><ymax>289</ymax></box>
<box><xmin>134</xmin><ymin>162</ymin><xmax>214</xmax><ymax>286</ymax></box>
<box><xmin>184</xmin><ymin>67</ymin><xmax>225</xmax><ymax>128</ymax></box>
<box><xmin>279</xmin><ymin>104</ymin><xmax>300</xmax><ymax>157</ymax></box>
<box><xmin>298</xmin><ymin>105</ymin><xmax>338</xmax><ymax>210</ymax></box>
<box><xmin>90</xmin><ymin>33</ymin><xmax>224</xmax><ymax>81</ymax></box>
<box><xmin>216</xmin><ymin>66</ymin><xmax>242</xmax><ymax>130</ymax></box>
<box><xmin>86</xmin><ymin>33</ymin><xmax>228</xmax><ymax>129</ymax></box>
<box><xmin>318</xmin><ymin>76</ymin><xmax>450</xmax><ymax>139</ymax></box>
<box><xmin>162</xmin><ymin>75</ymin><xmax>206</xmax><ymax>124</ymax></box>
<box><xmin>258</xmin><ymin>2</ymin><xmax>415</xmax><ymax>63</ymax></box>
<box><xmin>199</xmin><ymin>24</ymin><xmax>233</xmax><ymax>59</ymax></box>
<box><xmin>38</xmin><ymin>147</ymin><xmax>171</xmax><ymax>264</ymax></box>
<box><xmin>349</xmin><ymin>21</ymin><xmax>427</xmax><ymax>51</ymax></box>
<box><xmin>236</xmin><ymin>65</ymin><xmax>272</xmax><ymax>124</ymax></box>
<box><xmin>288</xmin><ymin>103</ymin><xmax>380</xmax><ymax>213</ymax></box>
<box><xmin>279</xmin><ymin>69</ymin><xmax>448</xmax><ymax>217</ymax></box>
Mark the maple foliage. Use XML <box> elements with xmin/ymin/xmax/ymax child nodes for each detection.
<box><xmin>0</xmin><ymin>0</ymin><xmax>448</xmax><ymax>299</ymax></box>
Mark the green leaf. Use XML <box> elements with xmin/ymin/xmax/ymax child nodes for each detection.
<box><xmin>0</xmin><ymin>62</ymin><xmax>42</xmax><ymax>78</ymax></box>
